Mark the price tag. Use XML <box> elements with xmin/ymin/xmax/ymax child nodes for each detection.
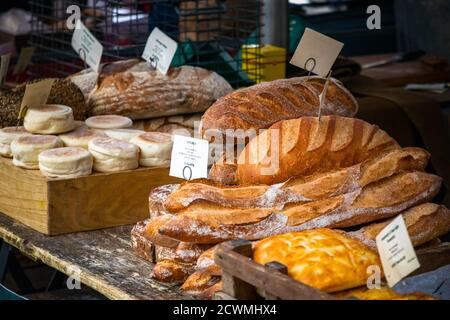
<box><xmin>376</xmin><ymin>215</ymin><xmax>420</xmax><ymax>287</ymax></box>
<box><xmin>71</xmin><ymin>20</ymin><xmax>103</xmax><ymax>72</ymax></box>
<box><xmin>169</xmin><ymin>135</ymin><xmax>209</xmax><ymax>180</ymax></box>
<box><xmin>18</xmin><ymin>79</ymin><xmax>55</xmax><ymax>119</ymax></box>
<box><xmin>290</xmin><ymin>28</ymin><xmax>343</xmax><ymax>77</ymax></box>
<box><xmin>13</xmin><ymin>47</ymin><xmax>35</xmax><ymax>75</ymax></box>
<box><xmin>0</xmin><ymin>53</ymin><xmax>11</xmax><ymax>86</ymax></box>
<box><xmin>142</xmin><ymin>27</ymin><xmax>178</xmax><ymax>75</ymax></box>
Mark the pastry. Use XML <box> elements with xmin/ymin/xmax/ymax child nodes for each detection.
<box><xmin>38</xmin><ymin>147</ymin><xmax>93</xmax><ymax>178</ymax></box>
<box><xmin>88</xmin><ymin>137</ymin><xmax>139</xmax><ymax>172</ymax></box>
<box><xmin>11</xmin><ymin>135</ymin><xmax>63</xmax><ymax>169</ymax></box>
<box><xmin>24</xmin><ymin>104</ymin><xmax>75</xmax><ymax>134</ymax></box>
<box><xmin>335</xmin><ymin>287</ymin><xmax>437</xmax><ymax>300</ymax></box>
<box><xmin>0</xmin><ymin>126</ymin><xmax>32</xmax><ymax>158</ymax></box>
<box><xmin>130</xmin><ymin>132</ymin><xmax>173</xmax><ymax>167</ymax></box>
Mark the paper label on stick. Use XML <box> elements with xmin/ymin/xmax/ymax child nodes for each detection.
<box><xmin>13</xmin><ymin>47</ymin><xmax>35</xmax><ymax>75</ymax></box>
<box><xmin>18</xmin><ymin>79</ymin><xmax>55</xmax><ymax>119</ymax></box>
<box><xmin>71</xmin><ymin>20</ymin><xmax>103</xmax><ymax>72</ymax></box>
<box><xmin>169</xmin><ymin>135</ymin><xmax>209</xmax><ymax>180</ymax></box>
<box><xmin>290</xmin><ymin>28</ymin><xmax>343</xmax><ymax>77</ymax></box>
<box><xmin>375</xmin><ymin>215</ymin><xmax>420</xmax><ymax>287</ymax></box>
<box><xmin>142</xmin><ymin>27</ymin><xmax>178</xmax><ymax>75</ymax></box>
<box><xmin>0</xmin><ymin>53</ymin><xmax>11</xmax><ymax>86</ymax></box>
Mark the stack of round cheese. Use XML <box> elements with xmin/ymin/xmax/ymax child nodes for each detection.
<box><xmin>24</xmin><ymin>104</ymin><xmax>75</xmax><ymax>134</ymax></box>
<box><xmin>39</xmin><ymin>147</ymin><xmax>93</xmax><ymax>178</ymax></box>
<box><xmin>88</xmin><ymin>137</ymin><xmax>139</xmax><ymax>172</ymax></box>
<box><xmin>85</xmin><ymin>115</ymin><xmax>132</xmax><ymax>132</ymax></box>
<box><xmin>131</xmin><ymin>132</ymin><xmax>173</xmax><ymax>167</ymax></box>
<box><xmin>59</xmin><ymin>126</ymin><xmax>105</xmax><ymax>149</ymax></box>
<box><xmin>0</xmin><ymin>127</ymin><xmax>32</xmax><ymax>158</ymax></box>
<box><xmin>11</xmin><ymin>135</ymin><xmax>63</xmax><ymax>169</ymax></box>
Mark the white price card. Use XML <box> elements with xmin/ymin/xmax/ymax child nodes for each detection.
<box><xmin>0</xmin><ymin>53</ymin><xmax>11</xmax><ymax>86</ymax></box>
<box><xmin>169</xmin><ymin>135</ymin><xmax>209</xmax><ymax>180</ymax></box>
<box><xmin>142</xmin><ymin>27</ymin><xmax>178</xmax><ymax>75</ymax></box>
<box><xmin>71</xmin><ymin>20</ymin><xmax>103</xmax><ymax>72</ymax></box>
<box><xmin>290</xmin><ymin>28</ymin><xmax>343</xmax><ymax>77</ymax></box>
<box><xmin>18</xmin><ymin>79</ymin><xmax>55</xmax><ymax>119</ymax></box>
<box><xmin>376</xmin><ymin>215</ymin><xmax>421</xmax><ymax>287</ymax></box>
<box><xmin>13</xmin><ymin>47</ymin><xmax>35</xmax><ymax>75</ymax></box>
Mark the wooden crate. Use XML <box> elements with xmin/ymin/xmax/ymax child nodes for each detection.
<box><xmin>0</xmin><ymin>157</ymin><xmax>180</xmax><ymax>235</ymax></box>
<box><xmin>214</xmin><ymin>239</ymin><xmax>450</xmax><ymax>300</ymax></box>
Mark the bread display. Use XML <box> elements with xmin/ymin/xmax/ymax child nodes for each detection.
<box><xmin>24</xmin><ymin>105</ymin><xmax>75</xmax><ymax>134</ymax></box>
<box><xmin>70</xmin><ymin>60</ymin><xmax>232</xmax><ymax>120</ymax></box>
<box><xmin>59</xmin><ymin>126</ymin><xmax>105</xmax><ymax>149</ymax></box>
<box><xmin>0</xmin><ymin>127</ymin><xmax>32</xmax><ymax>158</ymax></box>
<box><xmin>11</xmin><ymin>135</ymin><xmax>63</xmax><ymax>169</ymax></box>
<box><xmin>210</xmin><ymin>116</ymin><xmax>400</xmax><ymax>185</ymax></box>
<box><xmin>85</xmin><ymin>115</ymin><xmax>133</xmax><ymax>131</ymax></box>
<box><xmin>253</xmin><ymin>228</ymin><xmax>381</xmax><ymax>292</ymax></box>
<box><xmin>334</xmin><ymin>287</ymin><xmax>437</xmax><ymax>300</ymax></box>
<box><xmin>130</xmin><ymin>132</ymin><xmax>173</xmax><ymax>167</ymax></box>
<box><xmin>38</xmin><ymin>147</ymin><xmax>93</xmax><ymax>178</ymax></box>
<box><xmin>200</xmin><ymin>77</ymin><xmax>358</xmax><ymax>144</ymax></box>
<box><xmin>104</xmin><ymin>128</ymin><xmax>145</xmax><ymax>143</ymax></box>
<box><xmin>88</xmin><ymin>137</ymin><xmax>139</xmax><ymax>172</ymax></box>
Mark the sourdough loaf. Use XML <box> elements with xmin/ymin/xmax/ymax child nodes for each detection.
<box><xmin>210</xmin><ymin>116</ymin><xmax>400</xmax><ymax>185</ymax></box>
<box><xmin>70</xmin><ymin>60</ymin><xmax>232</xmax><ymax>120</ymax></box>
<box><xmin>201</xmin><ymin>76</ymin><xmax>358</xmax><ymax>143</ymax></box>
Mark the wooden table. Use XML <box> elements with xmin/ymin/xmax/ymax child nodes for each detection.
<box><xmin>0</xmin><ymin>212</ymin><xmax>188</xmax><ymax>300</ymax></box>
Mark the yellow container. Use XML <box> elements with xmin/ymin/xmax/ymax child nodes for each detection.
<box><xmin>242</xmin><ymin>44</ymin><xmax>286</xmax><ymax>83</ymax></box>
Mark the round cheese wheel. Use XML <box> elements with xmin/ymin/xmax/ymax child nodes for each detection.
<box><xmin>88</xmin><ymin>137</ymin><xmax>139</xmax><ymax>172</ymax></box>
<box><xmin>11</xmin><ymin>135</ymin><xmax>63</xmax><ymax>169</ymax></box>
<box><xmin>0</xmin><ymin>126</ymin><xmax>32</xmax><ymax>158</ymax></box>
<box><xmin>85</xmin><ymin>115</ymin><xmax>132</xmax><ymax>131</ymax></box>
<box><xmin>104</xmin><ymin>128</ymin><xmax>145</xmax><ymax>142</ymax></box>
<box><xmin>24</xmin><ymin>104</ymin><xmax>75</xmax><ymax>134</ymax></box>
<box><xmin>39</xmin><ymin>147</ymin><xmax>93</xmax><ymax>178</ymax></box>
<box><xmin>59</xmin><ymin>126</ymin><xmax>105</xmax><ymax>149</ymax></box>
<box><xmin>130</xmin><ymin>132</ymin><xmax>173</xmax><ymax>167</ymax></box>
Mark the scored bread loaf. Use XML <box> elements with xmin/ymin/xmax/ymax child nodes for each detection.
<box><xmin>210</xmin><ymin>116</ymin><xmax>400</xmax><ymax>185</ymax></box>
<box><xmin>201</xmin><ymin>76</ymin><xmax>358</xmax><ymax>140</ymax></box>
<box><xmin>165</xmin><ymin>148</ymin><xmax>430</xmax><ymax>212</ymax></box>
<box><xmin>158</xmin><ymin>171</ymin><xmax>442</xmax><ymax>243</ymax></box>
<box><xmin>348</xmin><ymin>203</ymin><xmax>450</xmax><ymax>250</ymax></box>
<box><xmin>76</xmin><ymin>60</ymin><xmax>232</xmax><ymax>120</ymax></box>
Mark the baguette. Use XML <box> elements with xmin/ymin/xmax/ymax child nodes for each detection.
<box><xmin>349</xmin><ymin>203</ymin><xmax>450</xmax><ymax>250</ymax></box>
<box><xmin>159</xmin><ymin>172</ymin><xmax>442</xmax><ymax>243</ymax></box>
<box><xmin>165</xmin><ymin>148</ymin><xmax>429</xmax><ymax>212</ymax></box>
<box><xmin>201</xmin><ymin>77</ymin><xmax>358</xmax><ymax>142</ymax></box>
<box><xmin>210</xmin><ymin>116</ymin><xmax>400</xmax><ymax>185</ymax></box>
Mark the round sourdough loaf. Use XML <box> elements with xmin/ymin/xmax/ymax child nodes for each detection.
<box><xmin>59</xmin><ymin>126</ymin><xmax>105</xmax><ymax>149</ymax></box>
<box><xmin>24</xmin><ymin>104</ymin><xmax>75</xmax><ymax>134</ymax></box>
<box><xmin>85</xmin><ymin>115</ymin><xmax>132</xmax><ymax>132</ymax></box>
<box><xmin>11</xmin><ymin>135</ymin><xmax>63</xmax><ymax>169</ymax></box>
<box><xmin>0</xmin><ymin>126</ymin><xmax>32</xmax><ymax>158</ymax></box>
<box><xmin>88</xmin><ymin>137</ymin><xmax>139</xmax><ymax>172</ymax></box>
<box><xmin>104</xmin><ymin>128</ymin><xmax>145</xmax><ymax>142</ymax></box>
<box><xmin>39</xmin><ymin>147</ymin><xmax>93</xmax><ymax>178</ymax></box>
<box><xmin>130</xmin><ymin>132</ymin><xmax>173</xmax><ymax>167</ymax></box>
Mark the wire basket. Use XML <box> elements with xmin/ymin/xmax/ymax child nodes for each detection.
<box><xmin>28</xmin><ymin>0</ymin><xmax>263</xmax><ymax>88</ymax></box>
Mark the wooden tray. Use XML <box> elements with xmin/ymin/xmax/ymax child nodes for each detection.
<box><xmin>214</xmin><ymin>239</ymin><xmax>450</xmax><ymax>300</ymax></box>
<box><xmin>0</xmin><ymin>157</ymin><xmax>180</xmax><ymax>235</ymax></box>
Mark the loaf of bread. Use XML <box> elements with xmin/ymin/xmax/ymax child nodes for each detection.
<box><xmin>210</xmin><ymin>116</ymin><xmax>400</xmax><ymax>185</ymax></box>
<box><xmin>149</xmin><ymin>184</ymin><xmax>178</xmax><ymax>218</ymax></box>
<box><xmin>253</xmin><ymin>228</ymin><xmax>381</xmax><ymax>293</ymax></box>
<box><xmin>159</xmin><ymin>171</ymin><xmax>442</xmax><ymax>243</ymax></box>
<box><xmin>133</xmin><ymin>113</ymin><xmax>201</xmax><ymax>137</ymax></box>
<box><xmin>131</xmin><ymin>219</ymin><xmax>155</xmax><ymax>262</ymax></box>
<box><xmin>349</xmin><ymin>203</ymin><xmax>450</xmax><ymax>250</ymax></box>
<box><xmin>165</xmin><ymin>148</ymin><xmax>429</xmax><ymax>212</ymax></box>
<box><xmin>200</xmin><ymin>76</ymin><xmax>358</xmax><ymax>144</ymax></box>
<box><xmin>70</xmin><ymin>60</ymin><xmax>233</xmax><ymax>120</ymax></box>
<box><xmin>0</xmin><ymin>78</ymin><xmax>86</xmax><ymax>128</ymax></box>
